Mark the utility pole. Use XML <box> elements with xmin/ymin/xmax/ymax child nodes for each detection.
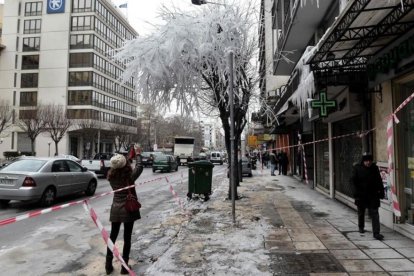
<box><xmin>229</xmin><ymin>51</ymin><xmax>236</xmax><ymax>224</ymax></box>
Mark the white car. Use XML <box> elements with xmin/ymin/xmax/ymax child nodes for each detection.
<box><xmin>210</xmin><ymin>151</ymin><xmax>223</xmax><ymax>165</ymax></box>
<box><xmin>57</xmin><ymin>154</ymin><xmax>81</xmax><ymax>164</ymax></box>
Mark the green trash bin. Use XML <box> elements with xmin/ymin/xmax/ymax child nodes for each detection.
<box><xmin>187</xmin><ymin>160</ymin><xmax>214</xmax><ymax>201</ymax></box>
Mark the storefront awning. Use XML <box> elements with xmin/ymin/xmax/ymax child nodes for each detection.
<box><xmin>309</xmin><ymin>0</ymin><xmax>414</xmax><ymax>72</ymax></box>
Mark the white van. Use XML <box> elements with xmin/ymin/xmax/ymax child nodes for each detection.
<box><xmin>210</xmin><ymin>151</ymin><xmax>223</xmax><ymax>165</ymax></box>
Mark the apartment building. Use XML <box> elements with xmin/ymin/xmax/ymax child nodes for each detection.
<box><xmin>0</xmin><ymin>0</ymin><xmax>137</xmax><ymax>158</ymax></box>
<box><xmin>258</xmin><ymin>0</ymin><xmax>414</xmax><ymax>237</ymax></box>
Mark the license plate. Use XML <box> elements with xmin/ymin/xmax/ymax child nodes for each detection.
<box><xmin>0</xmin><ymin>178</ymin><xmax>13</xmax><ymax>185</ymax></box>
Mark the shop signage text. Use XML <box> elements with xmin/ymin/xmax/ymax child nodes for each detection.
<box><xmin>368</xmin><ymin>35</ymin><xmax>414</xmax><ymax>80</ymax></box>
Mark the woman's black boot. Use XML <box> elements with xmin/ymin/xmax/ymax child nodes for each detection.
<box><xmin>120</xmin><ymin>258</ymin><xmax>129</xmax><ymax>274</ymax></box>
<box><xmin>105</xmin><ymin>255</ymin><xmax>114</xmax><ymax>275</ymax></box>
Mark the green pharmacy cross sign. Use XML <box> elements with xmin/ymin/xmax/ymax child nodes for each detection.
<box><xmin>311</xmin><ymin>91</ymin><xmax>336</xmax><ymax>117</ymax></box>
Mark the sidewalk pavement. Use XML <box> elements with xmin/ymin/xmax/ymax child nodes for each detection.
<box><xmin>133</xmin><ymin>168</ymin><xmax>414</xmax><ymax>275</ymax></box>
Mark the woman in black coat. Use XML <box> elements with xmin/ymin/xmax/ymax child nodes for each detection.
<box><xmin>351</xmin><ymin>153</ymin><xmax>385</xmax><ymax>240</ymax></box>
<box><xmin>105</xmin><ymin>154</ymin><xmax>141</xmax><ymax>274</ymax></box>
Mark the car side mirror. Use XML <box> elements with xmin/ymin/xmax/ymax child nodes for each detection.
<box><xmin>81</xmin><ymin>167</ymin><xmax>88</xmax><ymax>172</ymax></box>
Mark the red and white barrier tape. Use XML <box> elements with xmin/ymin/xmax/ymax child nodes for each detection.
<box><xmin>165</xmin><ymin>177</ymin><xmax>190</xmax><ymax>217</ymax></box>
<box><xmin>386</xmin><ymin>92</ymin><xmax>414</xmax><ymax>217</ymax></box>
<box><xmin>387</xmin><ymin>119</ymin><xmax>401</xmax><ymax>217</ymax></box>
<box><xmin>301</xmin><ymin>145</ymin><xmax>309</xmax><ymax>185</ymax></box>
<box><xmin>83</xmin><ymin>200</ymin><xmax>135</xmax><ymax>276</ymax></box>
<box><xmin>0</xmin><ymin>176</ymin><xmax>165</xmax><ymax>227</ymax></box>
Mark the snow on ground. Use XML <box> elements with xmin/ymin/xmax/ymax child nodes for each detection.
<box><xmin>142</xmin><ymin>177</ymin><xmax>274</xmax><ymax>275</ymax></box>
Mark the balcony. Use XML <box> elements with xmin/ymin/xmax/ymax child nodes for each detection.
<box><xmin>273</xmin><ymin>0</ymin><xmax>336</xmax><ymax>75</ymax></box>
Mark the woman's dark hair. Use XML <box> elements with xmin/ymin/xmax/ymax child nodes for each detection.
<box><xmin>107</xmin><ymin>164</ymin><xmax>132</xmax><ymax>181</ymax></box>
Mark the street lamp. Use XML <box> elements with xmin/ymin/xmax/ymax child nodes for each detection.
<box><xmin>48</xmin><ymin>142</ymin><xmax>51</xmax><ymax>157</ymax></box>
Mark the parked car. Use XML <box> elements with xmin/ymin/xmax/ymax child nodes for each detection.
<box><xmin>241</xmin><ymin>156</ymin><xmax>253</xmax><ymax>177</ymax></box>
<box><xmin>141</xmin><ymin>152</ymin><xmax>155</xmax><ymax>167</ymax></box>
<box><xmin>0</xmin><ymin>157</ymin><xmax>98</xmax><ymax>207</ymax></box>
<box><xmin>57</xmin><ymin>154</ymin><xmax>81</xmax><ymax>164</ymax></box>
<box><xmin>152</xmin><ymin>155</ymin><xmax>178</xmax><ymax>173</ymax></box>
<box><xmin>80</xmin><ymin>152</ymin><xmax>113</xmax><ymax>177</ymax></box>
<box><xmin>210</xmin><ymin>151</ymin><xmax>224</xmax><ymax>165</ymax></box>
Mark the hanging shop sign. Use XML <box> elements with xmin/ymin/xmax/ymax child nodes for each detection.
<box><xmin>368</xmin><ymin>34</ymin><xmax>414</xmax><ymax>81</ymax></box>
<box><xmin>248</xmin><ymin>135</ymin><xmax>257</xmax><ymax>147</ymax></box>
<box><xmin>311</xmin><ymin>90</ymin><xmax>337</xmax><ymax>117</ymax></box>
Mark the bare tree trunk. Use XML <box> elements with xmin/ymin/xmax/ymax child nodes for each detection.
<box><xmin>31</xmin><ymin>140</ymin><xmax>35</xmax><ymax>156</ymax></box>
<box><xmin>55</xmin><ymin>142</ymin><xmax>59</xmax><ymax>156</ymax></box>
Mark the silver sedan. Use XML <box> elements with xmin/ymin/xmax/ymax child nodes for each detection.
<box><xmin>0</xmin><ymin>157</ymin><xmax>98</xmax><ymax>207</ymax></box>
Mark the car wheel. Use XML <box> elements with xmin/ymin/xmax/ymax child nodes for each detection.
<box><xmin>220</xmin><ymin>162</ymin><xmax>223</xmax><ymax>165</ymax></box>
<box><xmin>40</xmin><ymin>187</ymin><xmax>56</xmax><ymax>207</ymax></box>
<box><xmin>176</xmin><ymin>166</ymin><xmax>178</xmax><ymax>171</ymax></box>
<box><xmin>85</xmin><ymin>180</ymin><xmax>97</xmax><ymax>196</ymax></box>
<box><xmin>248</xmin><ymin>173</ymin><xmax>253</xmax><ymax>177</ymax></box>
<box><xmin>152</xmin><ymin>168</ymin><xmax>156</xmax><ymax>173</ymax></box>
<box><xmin>0</xmin><ymin>199</ymin><xmax>10</xmax><ymax>208</ymax></box>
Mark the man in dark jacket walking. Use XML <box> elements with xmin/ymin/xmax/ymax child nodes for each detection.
<box><xmin>351</xmin><ymin>153</ymin><xmax>385</xmax><ymax>240</ymax></box>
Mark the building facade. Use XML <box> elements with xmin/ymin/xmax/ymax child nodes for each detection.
<box><xmin>258</xmin><ymin>0</ymin><xmax>414</xmax><ymax>238</ymax></box>
<box><xmin>0</xmin><ymin>0</ymin><xmax>137</xmax><ymax>158</ymax></box>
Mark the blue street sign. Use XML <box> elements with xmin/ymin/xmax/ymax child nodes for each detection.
<box><xmin>47</xmin><ymin>0</ymin><xmax>65</xmax><ymax>14</ymax></box>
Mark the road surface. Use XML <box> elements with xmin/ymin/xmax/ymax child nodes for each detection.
<box><xmin>0</xmin><ymin>164</ymin><xmax>227</xmax><ymax>275</ymax></box>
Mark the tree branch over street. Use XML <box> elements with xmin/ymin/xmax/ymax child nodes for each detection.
<box><xmin>115</xmin><ymin>1</ymin><xmax>259</xmax><ymax>196</ymax></box>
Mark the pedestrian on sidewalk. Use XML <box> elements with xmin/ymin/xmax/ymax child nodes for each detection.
<box><xmin>105</xmin><ymin>154</ymin><xmax>142</xmax><ymax>274</ymax></box>
<box><xmin>278</xmin><ymin>151</ymin><xmax>289</xmax><ymax>175</ymax></box>
<box><xmin>351</xmin><ymin>152</ymin><xmax>385</xmax><ymax>240</ymax></box>
<box><xmin>269</xmin><ymin>150</ymin><xmax>278</xmax><ymax>176</ymax></box>
<box><xmin>262</xmin><ymin>151</ymin><xmax>269</xmax><ymax>168</ymax></box>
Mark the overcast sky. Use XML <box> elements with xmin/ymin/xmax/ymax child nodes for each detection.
<box><xmin>111</xmin><ymin>0</ymin><xmax>197</xmax><ymax>36</ymax></box>
<box><xmin>0</xmin><ymin>0</ymin><xmax>195</xmax><ymax>35</ymax></box>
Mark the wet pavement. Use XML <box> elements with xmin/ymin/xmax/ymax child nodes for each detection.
<box><xmin>145</xmin><ymin>168</ymin><xmax>414</xmax><ymax>275</ymax></box>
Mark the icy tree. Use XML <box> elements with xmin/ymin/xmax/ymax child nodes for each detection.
<box><xmin>115</xmin><ymin>1</ymin><xmax>258</xmax><ymax>196</ymax></box>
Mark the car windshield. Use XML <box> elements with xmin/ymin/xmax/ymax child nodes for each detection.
<box><xmin>141</xmin><ymin>152</ymin><xmax>152</xmax><ymax>158</ymax></box>
<box><xmin>155</xmin><ymin>155</ymin><xmax>168</xmax><ymax>161</ymax></box>
<box><xmin>1</xmin><ymin>159</ymin><xmax>47</xmax><ymax>172</ymax></box>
